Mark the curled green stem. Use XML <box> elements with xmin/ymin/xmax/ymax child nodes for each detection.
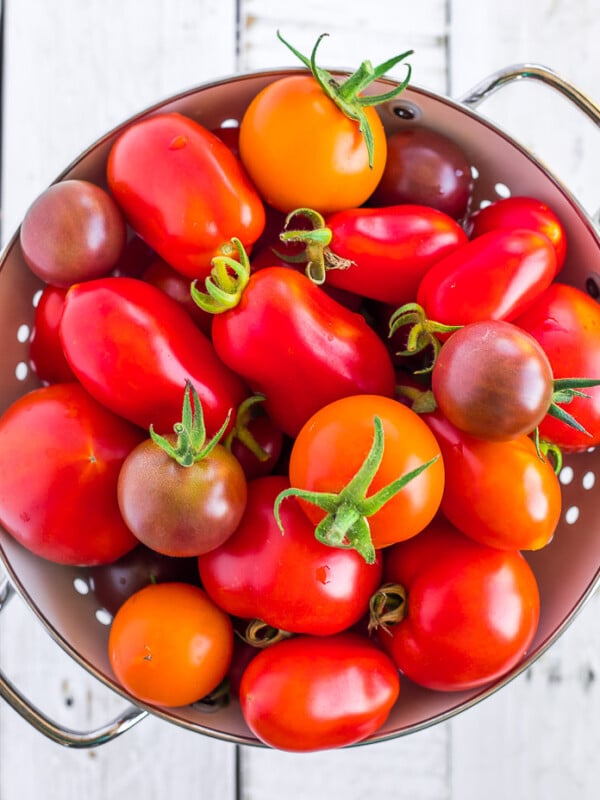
<box><xmin>224</xmin><ymin>394</ymin><xmax>272</xmax><ymax>463</ymax></box>
<box><xmin>388</xmin><ymin>302</ymin><xmax>462</xmax><ymax>373</ymax></box>
<box><xmin>190</xmin><ymin>238</ymin><xmax>250</xmax><ymax>314</ymax></box>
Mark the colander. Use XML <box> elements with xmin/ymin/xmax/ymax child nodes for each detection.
<box><xmin>0</xmin><ymin>64</ymin><xmax>599</xmax><ymax>748</ymax></box>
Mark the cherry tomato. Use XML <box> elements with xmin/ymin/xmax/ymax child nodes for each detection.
<box><xmin>108</xmin><ymin>582</ymin><xmax>233</xmax><ymax>707</ymax></box>
<box><xmin>0</xmin><ymin>383</ymin><xmax>144</xmax><ymax>565</ymax></box>
<box><xmin>423</xmin><ymin>410</ymin><xmax>561</xmax><ymax>550</ymax></box>
<box><xmin>28</xmin><ymin>285</ymin><xmax>76</xmax><ymax>384</ymax></box>
<box><xmin>198</xmin><ymin>475</ymin><xmax>383</xmax><ymax>636</ymax></box>
<box><xmin>239</xmin><ymin>632</ymin><xmax>400</xmax><ymax>751</ymax></box>
<box><xmin>374</xmin><ymin>516</ymin><xmax>540</xmax><ymax>691</ymax></box>
<box><xmin>107</xmin><ymin>112</ymin><xmax>265</xmax><ymax>280</ymax></box>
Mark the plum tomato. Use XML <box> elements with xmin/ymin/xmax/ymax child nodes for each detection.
<box><xmin>239</xmin><ymin>632</ymin><xmax>400</xmax><ymax>751</ymax></box>
<box><xmin>108</xmin><ymin>582</ymin><xmax>233</xmax><ymax>707</ymax></box>
<box><xmin>20</xmin><ymin>179</ymin><xmax>126</xmax><ymax>286</ymax></box>
<box><xmin>28</xmin><ymin>285</ymin><xmax>77</xmax><ymax>384</ymax></box>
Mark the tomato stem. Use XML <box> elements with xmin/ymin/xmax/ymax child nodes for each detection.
<box><xmin>368</xmin><ymin>582</ymin><xmax>407</xmax><ymax>634</ymax></box>
<box><xmin>224</xmin><ymin>394</ymin><xmax>272</xmax><ymax>463</ymax></box>
<box><xmin>279</xmin><ymin>207</ymin><xmax>353</xmax><ymax>285</ymax></box>
<box><xmin>547</xmin><ymin>376</ymin><xmax>600</xmax><ymax>438</ymax></box>
<box><xmin>242</xmin><ymin>619</ymin><xmax>293</xmax><ymax>649</ymax></box>
<box><xmin>191</xmin><ymin>238</ymin><xmax>250</xmax><ymax>314</ymax></box>
<box><xmin>388</xmin><ymin>302</ymin><xmax>462</xmax><ymax>373</ymax></box>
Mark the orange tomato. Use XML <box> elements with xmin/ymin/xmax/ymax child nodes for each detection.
<box><xmin>108</xmin><ymin>582</ymin><xmax>233</xmax><ymax>707</ymax></box>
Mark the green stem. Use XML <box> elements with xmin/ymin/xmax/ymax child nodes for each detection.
<box><xmin>190</xmin><ymin>238</ymin><xmax>250</xmax><ymax>314</ymax></box>
<box><xmin>279</xmin><ymin>207</ymin><xmax>353</xmax><ymax>285</ymax></box>
<box><xmin>224</xmin><ymin>394</ymin><xmax>272</xmax><ymax>463</ymax></box>
<box><xmin>388</xmin><ymin>302</ymin><xmax>462</xmax><ymax>374</ymax></box>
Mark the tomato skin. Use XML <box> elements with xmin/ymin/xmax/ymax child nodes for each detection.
<box><xmin>514</xmin><ymin>282</ymin><xmax>600</xmax><ymax>451</ymax></box>
<box><xmin>198</xmin><ymin>475</ymin><xmax>383</xmax><ymax>636</ymax></box>
<box><xmin>239</xmin><ymin>75</ymin><xmax>387</xmax><ymax>214</ymax></box>
<box><xmin>107</xmin><ymin>112</ymin><xmax>265</xmax><ymax>280</ymax></box>
<box><xmin>322</xmin><ymin>205</ymin><xmax>468</xmax><ymax>306</ymax></box>
<box><xmin>377</xmin><ymin>516</ymin><xmax>540</xmax><ymax>691</ymax></box>
<box><xmin>28</xmin><ymin>285</ymin><xmax>76</xmax><ymax>384</ymax></box>
<box><xmin>210</xmin><ymin>267</ymin><xmax>396</xmax><ymax>438</ymax></box>
<box><xmin>239</xmin><ymin>632</ymin><xmax>400</xmax><ymax>751</ymax></box>
<box><xmin>59</xmin><ymin>276</ymin><xmax>247</xmax><ymax>435</ymax></box>
<box><xmin>288</xmin><ymin>394</ymin><xmax>444</xmax><ymax>549</ymax></box>
<box><xmin>423</xmin><ymin>411</ymin><xmax>561</xmax><ymax>550</ymax></box>
<box><xmin>108</xmin><ymin>582</ymin><xmax>233</xmax><ymax>707</ymax></box>
<box><xmin>417</xmin><ymin>228</ymin><xmax>557</xmax><ymax>326</ymax></box>
<box><xmin>141</xmin><ymin>258</ymin><xmax>213</xmax><ymax>336</ymax></box>
<box><xmin>468</xmin><ymin>195</ymin><xmax>567</xmax><ymax>272</ymax></box>
<box><xmin>0</xmin><ymin>383</ymin><xmax>144</xmax><ymax>565</ymax></box>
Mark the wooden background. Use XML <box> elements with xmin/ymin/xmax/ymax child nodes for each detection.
<box><xmin>1</xmin><ymin>1</ymin><xmax>599</xmax><ymax>797</ymax></box>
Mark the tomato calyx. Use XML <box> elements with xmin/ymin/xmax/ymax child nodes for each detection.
<box><xmin>241</xmin><ymin>619</ymin><xmax>293</xmax><ymax>649</ymax></box>
<box><xmin>278</xmin><ymin>207</ymin><xmax>353</xmax><ymax>285</ymax></box>
<box><xmin>274</xmin><ymin>415</ymin><xmax>439</xmax><ymax>564</ymax></box>
<box><xmin>150</xmin><ymin>380</ymin><xmax>231</xmax><ymax>467</ymax></box>
<box><xmin>368</xmin><ymin>582</ymin><xmax>407</xmax><ymax>634</ymax></box>
<box><xmin>547</xmin><ymin>378</ymin><xmax>600</xmax><ymax>436</ymax></box>
<box><xmin>224</xmin><ymin>394</ymin><xmax>272</xmax><ymax>463</ymax></box>
<box><xmin>191</xmin><ymin>237</ymin><xmax>250</xmax><ymax>314</ymax></box>
<box><xmin>389</xmin><ymin>302</ymin><xmax>462</xmax><ymax>373</ymax></box>
<box><xmin>276</xmin><ymin>30</ymin><xmax>413</xmax><ymax>168</ymax></box>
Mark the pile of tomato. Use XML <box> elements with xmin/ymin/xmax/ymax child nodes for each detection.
<box><xmin>1</xmin><ymin>33</ymin><xmax>600</xmax><ymax>752</ymax></box>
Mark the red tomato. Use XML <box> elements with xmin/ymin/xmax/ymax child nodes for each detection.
<box><xmin>375</xmin><ymin>516</ymin><xmax>540</xmax><ymax>691</ymax></box>
<box><xmin>108</xmin><ymin>582</ymin><xmax>233</xmax><ymax>707</ymax></box>
<box><xmin>423</xmin><ymin>410</ymin><xmax>561</xmax><ymax>550</ymax></box>
<box><xmin>468</xmin><ymin>195</ymin><xmax>567</xmax><ymax>272</ymax></box>
<box><xmin>59</xmin><ymin>276</ymin><xmax>247</xmax><ymax>435</ymax></box>
<box><xmin>107</xmin><ymin>112</ymin><xmax>265</xmax><ymax>280</ymax></box>
<box><xmin>198</xmin><ymin>475</ymin><xmax>383</xmax><ymax>636</ymax></box>
<box><xmin>0</xmin><ymin>383</ymin><xmax>144</xmax><ymax>565</ymax></box>
<box><xmin>416</xmin><ymin>228</ymin><xmax>557</xmax><ymax>326</ymax></box>
<box><xmin>141</xmin><ymin>257</ymin><xmax>213</xmax><ymax>336</ymax></box>
<box><xmin>514</xmin><ymin>282</ymin><xmax>600</xmax><ymax>451</ymax></box>
<box><xmin>28</xmin><ymin>285</ymin><xmax>76</xmax><ymax>384</ymax></box>
<box><xmin>239</xmin><ymin>632</ymin><xmax>400</xmax><ymax>751</ymax></box>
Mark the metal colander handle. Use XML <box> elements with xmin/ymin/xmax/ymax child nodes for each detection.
<box><xmin>0</xmin><ymin>579</ymin><xmax>147</xmax><ymax>747</ymax></box>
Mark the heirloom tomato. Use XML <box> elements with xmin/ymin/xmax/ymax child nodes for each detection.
<box><xmin>107</xmin><ymin>112</ymin><xmax>265</xmax><ymax>280</ymax></box>
<box><xmin>373</xmin><ymin>516</ymin><xmax>540</xmax><ymax>691</ymax></box>
<box><xmin>0</xmin><ymin>383</ymin><xmax>143</xmax><ymax>565</ymax></box>
<box><xmin>239</xmin><ymin>632</ymin><xmax>400</xmax><ymax>751</ymax></box>
<box><xmin>198</xmin><ymin>475</ymin><xmax>383</xmax><ymax>636</ymax></box>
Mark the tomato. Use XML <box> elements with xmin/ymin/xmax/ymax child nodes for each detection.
<box><xmin>198</xmin><ymin>475</ymin><xmax>383</xmax><ymax>636</ymax></box>
<box><xmin>468</xmin><ymin>195</ymin><xmax>567</xmax><ymax>271</ymax></box>
<box><xmin>117</xmin><ymin>383</ymin><xmax>247</xmax><ymax>557</ymax></box>
<box><xmin>108</xmin><ymin>582</ymin><xmax>233</xmax><ymax>707</ymax></box>
<box><xmin>514</xmin><ymin>283</ymin><xmax>600</xmax><ymax>451</ymax></box>
<box><xmin>0</xmin><ymin>383</ymin><xmax>144</xmax><ymax>565</ymax></box>
<box><xmin>238</xmin><ymin>33</ymin><xmax>412</xmax><ymax>214</ymax></box>
<box><xmin>416</xmin><ymin>228</ymin><xmax>557</xmax><ymax>326</ymax></box>
<box><xmin>224</xmin><ymin>395</ymin><xmax>285</xmax><ymax>480</ymax></box>
<box><xmin>423</xmin><ymin>410</ymin><xmax>561</xmax><ymax>550</ymax></box>
<box><xmin>59</xmin><ymin>276</ymin><xmax>247</xmax><ymax>436</ymax></box>
<box><xmin>20</xmin><ymin>179</ymin><xmax>126</xmax><ymax>286</ymax></box>
<box><xmin>107</xmin><ymin>112</ymin><xmax>265</xmax><ymax>280</ymax></box>
<box><xmin>280</xmin><ymin>205</ymin><xmax>467</xmax><ymax>306</ymax></box>
<box><xmin>192</xmin><ymin>241</ymin><xmax>396</xmax><ymax>438</ymax></box>
<box><xmin>141</xmin><ymin>257</ymin><xmax>213</xmax><ymax>336</ymax></box>
<box><xmin>239</xmin><ymin>632</ymin><xmax>400</xmax><ymax>751</ymax></box>
<box><xmin>370</xmin><ymin>126</ymin><xmax>474</xmax><ymax>219</ymax></box>
<box><xmin>28</xmin><ymin>285</ymin><xmax>76</xmax><ymax>384</ymax></box>
<box><xmin>373</xmin><ymin>516</ymin><xmax>540</xmax><ymax>691</ymax></box>
<box><xmin>284</xmin><ymin>394</ymin><xmax>444</xmax><ymax>561</ymax></box>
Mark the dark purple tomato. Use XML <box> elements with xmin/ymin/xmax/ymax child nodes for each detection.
<box><xmin>370</xmin><ymin>126</ymin><xmax>474</xmax><ymax>219</ymax></box>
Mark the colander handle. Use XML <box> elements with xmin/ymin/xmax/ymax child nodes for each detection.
<box><xmin>0</xmin><ymin>578</ymin><xmax>148</xmax><ymax>748</ymax></box>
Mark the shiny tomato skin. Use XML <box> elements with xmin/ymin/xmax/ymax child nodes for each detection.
<box><xmin>423</xmin><ymin>411</ymin><xmax>561</xmax><ymax>550</ymax></box>
<box><xmin>239</xmin><ymin>632</ymin><xmax>400</xmax><ymax>751</ymax></box>
<box><xmin>514</xmin><ymin>282</ymin><xmax>600</xmax><ymax>451</ymax></box>
<box><xmin>322</xmin><ymin>205</ymin><xmax>468</xmax><ymax>306</ymax></box>
<box><xmin>108</xmin><ymin>582</ymin><xmax>233</xmax><ymax>707</ymax></box>
<box><xmin>210</xmin><ymin>267</ymin><xmax>396</xmax><ymax>438</ymax></box>
<box><xmin>417</xmin><ymin>228</ymin><xmax>557</xmax><ymax>326</ymax></box>
<box><xmin>197</xmin><ymin>475</ymin><xmax>383</xmax><ymax>636</ymax></box>
<box><xmin>107</xmin><ymin>112</ymin><xmax>265</xmax><ymax>280</ymax></box>
<box><xmin>239</xmin><ymin>74</ymin><xmax>387</xmax><ymax>214</ymax></box>
<box><xmin>377</xmin><ymin>516</ymin><xmax>540</xmax><ymax>692</ymax></box>
<box><xmin>288</xmin><ymin>394</ymin><xmax>444</xmax><ymax>549</ymax></box>
<box><xmin>28</xmin><ymin>285</ymin><xmax>77</xmax><ymax>384</ymax></box>
<box><xmin>59</xmin><ymin>276</ymin><xmax>247</xmax><ymax>436</ymax></box>
<box><xmin>468</xmin><ymin>195</ymin><xmax>567</xmax><ymax>271</ymax></box>
<box><xmin>0</xmin><ymin>383</ymin><xmax>144</xmax><ymax>565</ymax></box>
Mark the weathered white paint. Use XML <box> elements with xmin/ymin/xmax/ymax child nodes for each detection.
<box><xmin>1</xmin><ymin>1</ymin><xmax>600</xmax><ymax>798</ymax></box>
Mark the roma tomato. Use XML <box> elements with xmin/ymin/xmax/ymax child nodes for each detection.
<box><xmin>284</xmin><ymin>394</ymin><xmax>444</xmax><ymax>562</ymax></box>
<box><xmin>514</xmin><ymin>282</ymin><xmax>600</xmax><ymax>451</ymax></box>
<box><xmin>108</xmin><ymin>582</ymin><xmax>233</xmax><ymax>707</ymax></box>
<box><xmin>239</xmin><ymin>33</ymin><xmax>412</xmax><ymax>214</ymax></box>
<box><xmin>423</xmin><ymin>410</ymin><xmax>561</xmax><ymax>550</ymax></box>
<box><xmin>373</xmin><ymin>516</ymin><xmax>540</xmax><ymax>691</ymax></box>
<box><xmin>416</xmin><ymin>228</ymin><xmax>557</xmax><ymax>326</ymax></box>
<box><xmin>192</xmin><ymin>241</ymin><xmax>396</xmax><ymax>438</ymax></box>
<box><xmin>239</xmin><ymin>632</ymin><xmax>400</xmax><ymax>751</ymax></box>
<box><xmin>59</xmin><ymin>276</ymin><xmax>247</xmax><ymax>435</ymax></box>
<box><xmin>198</xmin><ymin>475</ymin><xmax>383</xmax><ymax>636</ymax></box>
<box><xmin>107</xmin><ymin>112</ymin><xmax>265</xmax><ymax>280</ymax></box>
<box><xmin>0</xmin><ymin>383</ymin><xmax>144</xmax><ymax>565</ymax></box>
<box><xmin>28</xmin><ymin>285</ymin><xmax>76</xmax><ymax>384</ymax></box>
<box><xmin>468</xmin><ymin>195</ymin><xmax>567</xmax><ymax>271</ymax></box>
